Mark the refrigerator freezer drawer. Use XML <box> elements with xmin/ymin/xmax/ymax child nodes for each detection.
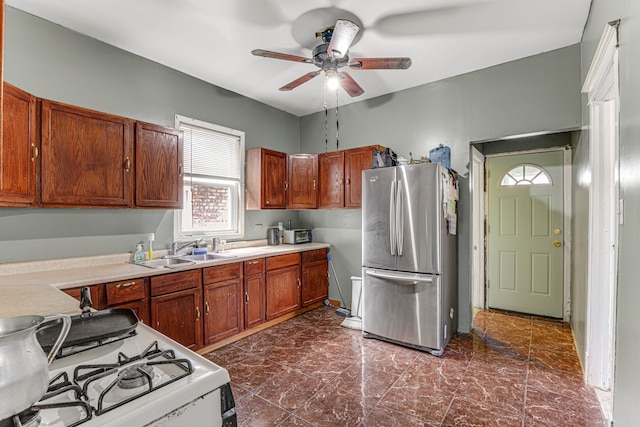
<box><xmin>362</xmin><ymin>269</ymin><xmax>443</xmax><ymax>354</ymax></box>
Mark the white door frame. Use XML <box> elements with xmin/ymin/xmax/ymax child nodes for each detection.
<box><xmin>581</xmin><ymin>22</ymin><xmax>620</xmax><ymax>398</ymax></box>
<box><xmin>471</xmin><ymin>146</ymin><xmax>572</xmax><ymax>321</ymax></box>
<box><xmin>470</xmin><ymin>146</ymin><xmax>485</xmax><ymax>310</ymax></box>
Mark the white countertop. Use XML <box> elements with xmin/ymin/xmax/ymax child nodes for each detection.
<box><xmin>0</xmin><ymin>242</ymin><xmax>330</xmax><ymax>319</ymax></box>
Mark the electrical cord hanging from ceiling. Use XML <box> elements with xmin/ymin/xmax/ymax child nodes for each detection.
<box><xmin>324</xmin><ymin>81</ymin><xmax>328</xmax><ymax>162</ymax></box>
<box><xmin>335</xmin><ymin>89</ymin><xmax>339</xmax><ymax>152</ymax></box>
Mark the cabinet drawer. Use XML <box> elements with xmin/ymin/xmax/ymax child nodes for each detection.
<box><xmin>203</xmin><ymin>262</ymin><xmax>242</xmax><ymax>285</ymax></box>
<box><xmin>266</xmin><ymin>253</ymin><xmax>300</xmax><ymax>271</ymax></box>
<box><xmin>243</xmin><ymin>258</ymin><xmax>265</xmax><ymax>276</ymax></box>
<box><xmin>150</xmin><ymin>269</ymin><xmax>201</xmax><ymax>297</ymax></box>
<box><xmin>301</xmin><ymin>248</ymin><xmax>328</xmax><ymax>264</ymax></box>
<box><xmin>106</xmin><ymin>278</ymin><xmax>145</xmax><ymax>306</ymax></box>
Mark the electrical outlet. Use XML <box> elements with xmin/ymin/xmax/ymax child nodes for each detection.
<box><xmin>254</xmin><ymin>224</ymin><xmax>263</xmax><ymax>231</ymax></box>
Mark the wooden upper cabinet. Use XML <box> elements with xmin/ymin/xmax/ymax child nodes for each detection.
<box><xmin>0</xmin><ymin>83</ymin><xmax>37</xmax><ymax>207</ymax></box>
<box><xmin>246</xmin><ymin>148</ymin><xmax>287</xmax><ymax>209</ymax></box>
<box><xmin>318</xmin><ymin>151</ymin><xmax>345</xmax><ymax>209</ymax></box>
<box><xmin>40</xmin><ymin>100</ymin><xmax>134</xmax><ymax>207</ymax></box>
<box><xmin>0</xmin><ymin>0</ymin><xmax>4</xmax><ymax>152</ymax></box>
<box><xmin>134</xmin><ymin>122</ymin><xmax>183</xmax><ymax>209</ymax></box>
<box><xmin>344</xmin><ymin>145</ymin><xmax>380</xmax><ymax>208</ymax></box>
<box><xmin>287</xmin><ymin>153</ymin><xmax>318</xmax><ymax>209</ymax></box>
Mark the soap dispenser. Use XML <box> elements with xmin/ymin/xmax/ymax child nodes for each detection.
<box><xmin>134</xmin><ymin>244</ymin><xmax>145</xmax><ymax>263</ymax></box>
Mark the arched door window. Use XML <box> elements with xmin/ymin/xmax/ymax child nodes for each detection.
<box><xmin>499</xmin><ymin>164</ymin><xmax>552</xmax><ymax>187</ymax></box>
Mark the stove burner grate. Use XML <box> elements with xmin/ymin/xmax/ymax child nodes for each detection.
<box><xmin>73</xmin><ymin>340</ymin><xmax>193</xmax><ymax>416</ymax></box>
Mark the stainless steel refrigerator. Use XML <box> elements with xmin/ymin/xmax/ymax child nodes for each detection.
<box><xmin>362</xmin><ymin>162</ymin><xmax>457</xmax><ymax>356</ymax></box>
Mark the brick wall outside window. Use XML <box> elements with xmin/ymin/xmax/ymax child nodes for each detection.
<box><xmin>190</xmin><ymin>184</ymin><xmax>229</xmax><ymax>228</ymax></box>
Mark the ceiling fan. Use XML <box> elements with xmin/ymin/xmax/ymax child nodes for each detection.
<box><xmin>252</xmin><ymin>19</ymin><xmax>412</xmax><ymax>97</ymax></box>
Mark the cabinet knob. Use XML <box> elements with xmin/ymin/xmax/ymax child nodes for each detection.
<box><xmin>31</xmin><ymin>144</ymin><xmax>39</xmax><ymax>162</ymax></box>
<box><xmin>124</xmin><ymin>156</ymin><xmax>131</xmax><ymax>172</ymax></box>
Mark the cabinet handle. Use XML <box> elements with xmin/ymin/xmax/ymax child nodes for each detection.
<box><xmin>245</xmin><ymin>292</ymin><xmax>249</xmax><ymax>304</ymax></box>
<box><xmin>313</xmin><ymin>179</ymin><xmax>317</xmax><ymax>190</ymax></box>
<box><xmin>196</xmin><ymin>306</ymin><xmax>200</xmax><ymax>320</ymax></box>
<box><xmin>205</xmin><ymin>301</ymin><xmax>210</xmax><ymax>314</ymax></box>
<box><xmin>248</xmin><ymin>260</ymin><xmax>259</xmax><ymax>265</ymax></box>
<box><xmin>284</xmin><ymin>181</ymin><xmax>288</xmax><ymax>191</ymax></box>
<box><xmin>346</xmin><ymin>177</ymin><xmax>350</xmax><ymax>186</ymax></box>
<box><xmin>124</xmin><ymin>156</ymin><xmax>131</xmax><ymax>172</ymax></box>
<box><xmin>116</xmin><ymin>281</ymin><xmax>136</xmax><ymax>288</ymax></box>
<box><xmin>31</xmin><ymin>144</ymin><xmax>39</xmax><ymax>162</ymax></box>
<box><xmin>178</xmin><ymin>163</ymin><xmax>183</xmax><ymax>177</ymax></box>
<box><xmin>298</xmin><ymin>278</ymin><xmax>301</xmax><ymax>288</ymax></box>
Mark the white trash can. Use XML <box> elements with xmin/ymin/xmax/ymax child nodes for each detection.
<box><xmin>351</xmin><ymin>276</ymin><xmax>363</xmax><ymax>319</ymax></box>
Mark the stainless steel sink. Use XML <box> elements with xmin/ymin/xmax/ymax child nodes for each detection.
<box><xmin>177</xmin><ymin>253</ymin><xmax>236</xmax><ymax>262</ymax></box>
<box><xmin>132</xmin><ymin>258</ymin><xmax>196</xmax><ymax>269</ymax></box>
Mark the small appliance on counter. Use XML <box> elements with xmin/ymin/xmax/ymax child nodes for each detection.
<box><xmin>267</xmin><ymin>227</ymin><xmax>280</xmax><ymax>245</ymax></box>
<box><xmin>282</xmin><ymin>228</ymin><xmax>312</xmax><ymax>244</ymax></box>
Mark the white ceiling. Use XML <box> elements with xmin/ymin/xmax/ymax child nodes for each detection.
<box><xmin>7</xmin><ymin>0</ymin><xmax>591</xmax><ymax>117</ymax></box>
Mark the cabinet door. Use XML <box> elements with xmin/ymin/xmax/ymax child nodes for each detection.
<box><xmin>0</xmin><ymin>83</ymin><xmax>37</xmax><ymax>206</ymax></box>
<box><xmin>287</xmin><ymin>153</ymin><xmax>318</xmax><ymax>209</ymax></box>
<box><xmin>151</xmin><ymin>287</ymin><xmax>202</xmax><ymax>350</ymax></box>
<box><xmin>246</xmin><ymin>148</ymin><xmax>287</xmax><ymax>209</ymax></box>
<box><xmin>110</xmin><ymin>300</ymin><xmax>150</xmax><ymax>325</ymax></box>
<box><xmin>266</xmin><ymin>264</ymin><xmax>300</xmax><ymax>320</ymax></box>
<box><xmin>62</xmin><ymin>284</ymin><xmax>105</xmax><ymax>310</ymax></box>
<box><xmin>244</xmin><ymin>273</ymin><xmax>265</xmax><ymax>330</ymax></box>
<box><xmin>344</xmin><ymin>146</ymin><xmax>377</xmax><ymax>208</ymax></box>
<box><xmin>203</xmin><ymin>279</ymin><xmax>243</xmax><ymax>345</ymax></box>
<box><xmin>135</xmin><ymin>121</ymin><xmax>183</xmax><ymax>208</ymax></box>
<box><xmin>318</xmin><ymin>151</ymin><xmax>345</xmax><ymax>209</ymax></box>
<box><xmin>301</xmin><ymin>259</ymin><xmax>329</xmax><ymax>307</ymax></box>
<box><xmin>40</xmin><ymin>100</ymin><xmax>134</xmax><ymax>207</ymax></box>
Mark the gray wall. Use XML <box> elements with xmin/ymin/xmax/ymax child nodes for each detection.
<box><xmin>300</xmin><ymin>45</ymin><xmax>582</xmax><ymax>332</ymax></box>
<box><xmin>579</xmin><ymin>1</ymin><xmax>640</xmax><ymax>423</ymax></box>
<box><xmin>1</xmin><ymin>8</ymin><xmax>300</xmax><ymax>263</ymax></box>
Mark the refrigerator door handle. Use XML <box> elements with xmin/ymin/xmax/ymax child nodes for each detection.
<box><xmin>365</xmin><ymin>269</ymin><xmax>434</xmax><ymax>284</ymax></box>
<box><xmin>396</xmin><ymin>180</ymin><xmax>404</xmax><ymax>256</ymax></box>
<box><xmin>390</xmin><ymin>181</ymin><xmax>397</xmax><ymax>255</ymax></box>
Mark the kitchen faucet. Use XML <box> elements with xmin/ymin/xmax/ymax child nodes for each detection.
<box><xmin>171</xmin><ymin>240</ymin><xmax>200</xmax><ymax>256</ymax></box>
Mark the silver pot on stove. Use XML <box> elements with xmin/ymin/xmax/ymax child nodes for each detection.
<box><xmin>0</xmin><ymin>314</ymin><xmax>70</xmax><ymax>420</ymax></box>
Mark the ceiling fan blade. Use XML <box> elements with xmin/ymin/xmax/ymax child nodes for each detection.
<box><xmin>338</xmin><ymin>72</ymin><xmax>364</xmax><ymax>97</ymax></box>
<box><xmin>327</xmin><ymin>19</ymin><xmax>360</xmax><ymax>59</ymax></box>
<box><xmin>279</xmin><ymin>71</ymin><xmax>322</xmax><ymax>91</ymax></box>
<box><xmin>252</xmin><ymin>49</ymin><xmax>313</xmax><ymax>64</ymax></box>
<box><xmin>349</xmin><ymin>57</ymin><xmax>412</xmax><ymax>70</ymax></box>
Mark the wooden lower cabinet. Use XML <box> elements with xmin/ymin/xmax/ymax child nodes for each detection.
<box><xmin>62</xmin><ymin>284</ymin><xmax>105</xmax><ymax>310</ymax></box>
<box><xmin>203</xmin><ymin>279</ymin><xmax>243</xmax><ymax>344</ymax></box>
<box><xmin>150</xmin><ymin>270</ymin><xmax>202</xmax><ymax>349</ymax></box>
<box><xmin>105</xmin><ymin>278</ymin><xmax>150</xmax><ymax>324</ymax></box>
<box><xmin>301</xmin><ymin>249</ymin><xmax>329</xmax><ymax>307</ymax></box>
<box><xmin>151</xmin><ymin>287</ymin><xmax>202</xmax><ymax>350</ymax></box>
<box><xmin>203</xmin><ymin>263</ymin><xmax>243</xmax><ymax>345</ymax></box>
<box><xmin>266</xmin><ymin>253</ymin><xmax>301</xmax><ymax>320</ymax></box>
<box><xmin>244</xmin><ymin>259</ymin><xmax>265</xmax><ymax>330</ymax></box>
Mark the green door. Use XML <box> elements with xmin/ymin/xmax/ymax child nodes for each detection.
<box><xmin>487</xmin><ymin>151</ymin><xmax>564</xmax><ymax>318</ymax></box>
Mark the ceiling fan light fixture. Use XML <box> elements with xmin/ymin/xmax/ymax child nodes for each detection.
<box><xmin>327</xmin><ymin>19</ymin><xmax>360</xmax><ymax>59</ymax></box>
<box><xmin>325</xmin><ymin>71</ymin><xmax>340</xmax><ymax>91</ymax></box>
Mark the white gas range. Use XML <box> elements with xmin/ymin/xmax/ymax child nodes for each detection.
<box><xmin>2</xmin><ymin>323</ymin><xmax>235</xmax><ymax>427</ymax></box>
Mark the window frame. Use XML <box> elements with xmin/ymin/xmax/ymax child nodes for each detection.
<box><xmin>174</xmin><ymin>114</ymin><xmax>245</xmax><ymax>241</ymax></box>
<box><xmin>498</xmin><ymin>163</ymin><xmax>552</xmax><ymax>187</ymax></box>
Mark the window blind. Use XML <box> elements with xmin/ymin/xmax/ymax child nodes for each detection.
<box><xmin>180</xmin><ymin>123</ymin><xmax>241</xmax><ymax>180</ymax></box>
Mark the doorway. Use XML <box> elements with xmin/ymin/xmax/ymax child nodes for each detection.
<box><xmin>486</xmin><ymin>150</ymin><xmax>564</xmax><ymax>318</ymax></box>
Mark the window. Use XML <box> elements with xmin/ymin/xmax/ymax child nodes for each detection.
<box><xmin>499</xmin><ymin>163</ymin><xmax>551</xmax><ymax>187</ymax></box>
<box><xmin>174</xmin><ymin>115</ymin><xmax>245</xmax><ymax>240</ymax></box>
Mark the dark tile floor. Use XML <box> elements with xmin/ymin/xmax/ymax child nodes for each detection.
<box><xmin>203</xmin><ymin>307</ymin><xmax>605</xmax><ymax>426</ymax></box>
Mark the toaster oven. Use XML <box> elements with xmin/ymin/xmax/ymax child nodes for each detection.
<box><xmin>282</xmin><ymin>229</ymin><xmax>312</xmax><ymax>244</ymax></box>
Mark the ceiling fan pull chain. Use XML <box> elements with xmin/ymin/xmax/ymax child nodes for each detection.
<box><xmin>324</xmin><ymin>88</ymin><xmax>329</xmax><ymax>161</ymax></box>
<box><xmin>335</xmin><ymin>90</ymin><xmax>340</xmax><ymax>152</ymax></box>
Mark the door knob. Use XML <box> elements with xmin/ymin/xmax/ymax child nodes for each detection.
<box><xmin>554</xmin><ymin>229</ymin><xmax>561</xmax><ymax>235</ymax></box>
<box><xmin>553</xmin><ymin>241</ymin><xmax>562</xmax><ymax>247</ymax></box>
